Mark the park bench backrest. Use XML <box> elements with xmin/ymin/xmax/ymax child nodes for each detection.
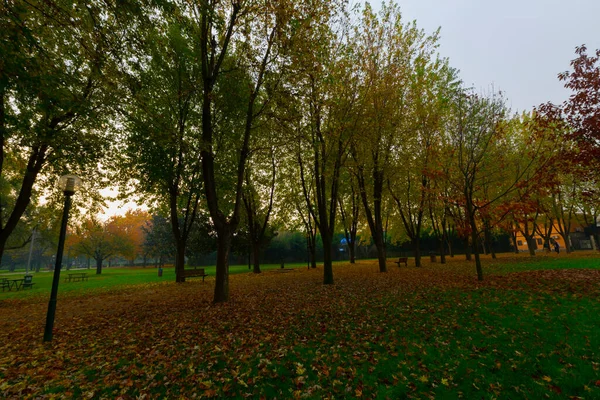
<box><xmin>184</xmin><ymin>268</ymin><xmax>205</xmax><ymax>276</ymax></box>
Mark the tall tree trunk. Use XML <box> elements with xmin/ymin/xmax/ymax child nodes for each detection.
<box><xmin>308</xmin><ymin>232</ymin><xmax>317</xmax><ymax>268</ymax></box>
<box><xmin>470</xmin><ymin>223</ymin><xmax>483</xmax><ymax>281</ymax></box>
<box><xmin>174</xmin><ymin>241</ymin><xmax>186</xmax><ymax>282</ymax></box>
<box><xmin>440</xmin><ymin>220</ymin><xmax>448</xmax><ymax>264</ymax></box>
<box><xmin>310</xmin><ymin>246</ymin><xmax>317</xmax><ymax>269</ymax></box>
<box><xmin>95</xmin><ymin>257</ymin><xmax>103</xmax><ymax>275</ymax></box>
<box><xmin>355</xmin><ymin>156</ymin><xmax>386</xmax><ymax>272</ymax></box>
<box><xmin>252</xmin><ymin>242</ymin><xmax>261</xmax><ymax>274</ymax></box>
<box><xmin>464</xmin><ymin>237</ymin><xmax>471</xmax><ymax>261</ymax></box>
<box><xmin>0</xmin><ymin>147</ymin><xmax>47</xmax><ymax>262</ymax></box>
<box><xmin>339</xmin><ymin>190</ymin><xmax>359</xmax><ymax>265</ymax></box>
<box><xmin>526</xmin><ymin>236</ymin><xmax>536</xmax><ymax>256</ymax></box>
<box><xmin>483</xmin><ymin>222</ymin><xmax>496</xmax><ymax>259</ymax></box>
<box><xmin>439</xmin><ymin>241</ymin><xmax>446</xmax><ymax>264</ymax></box>
<box><xmin>348</xmin><ymin>239</ymin><xmax>356</xmax><ymax>264</ymax></box>
<box><xmin>413</xmin><ymin>237</ymin><xmax>422</xmax><ymax>267</ymax></box>
<box><xmin>509</xmin><ymin>227</ymin><xmax>520</xmax><ymax>254</ymax></box>
<box><xmin>213</xmin><ymin>228</ymin><xmax>231</xmax><ymax>303</ymax></box>
<box><xmin>467</xmin><ymin>204</ymin><xmax>483</xmax><ymax>281</ymax></box>
<box><xmin>372</xmin><ymin>172</ymin><xmax>387</xmax><ymax>272</ymax></box>
<box><xmin>321</xmin><ymin>232</ymin><xmax>334</xmax><ymax>284</ymax></box>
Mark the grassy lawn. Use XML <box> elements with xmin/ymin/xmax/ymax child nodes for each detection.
<box><xmin>0</xmin><ymin>252</ymin><xmax>599</xmax><ymax>399</ymax></box>
<box><xmin>0</xmin><ymin>262</ymin><xmax>309</xmax><ymax>300</ymax></box>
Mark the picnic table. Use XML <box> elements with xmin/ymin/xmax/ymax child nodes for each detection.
<box><xmin>1</xmin><ymin>278</ymin><xmax>24</xmax><ymax>291</ymax></box>
<box><xmin>65</xmin><ymin>273</ymin><xmax>88</xmax><ymax>283</ymax></box>
<box><xmin>1</xmin><ymin>276</ymin><xmax>34</xmax><ymax>291</ymax></box>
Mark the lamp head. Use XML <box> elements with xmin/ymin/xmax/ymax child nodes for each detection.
<box><xmin>58</xmin><ymin>175</ymin><xmax>82</xmax><ymax>195</ymax></box>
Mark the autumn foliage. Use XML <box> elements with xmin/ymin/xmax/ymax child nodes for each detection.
<box><xmin>537</xmin><ymin>45</ymin><xmax>600</xmax><ymax>181</ymax></box>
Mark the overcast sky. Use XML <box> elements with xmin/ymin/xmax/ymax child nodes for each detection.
<box><xmin>368</xmin><ymin>0</ymin><xmax>600</xmax><ymax>113</ymax></box>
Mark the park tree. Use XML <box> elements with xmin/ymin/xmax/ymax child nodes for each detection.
<box><xmin>446</xmin><ymin>92</ymin><xmax>511</xmax><ymax>278</ymax></box>
<box><xmin>117</xmin><ymin>2</ymin><xmax>206</xmax><ymax>282</ymax></box>
<box><xmin>504</xmin><ymin>113</ymin><xmax>563</xmax><ymax>255</ymax></box>
<box><xmin>285</xmin><ymin>1</ymin><xmax>357</xmax><ymax>285</ymax></box>
<box><xmin>349</xmin><ymin>3</ymin><xmax>458</xmax><ymax>270</ymax></box>
<box><xmin>426</xmin><ymin>143</ymin><xmax>454</xmax><ymax>263</ymax></box>
<box><xmin>338</xmin><ymin>170</ymin><xmax>361</xmax><ymax>264</ymax></box>
<box><xmin>108</xmin><ymin>210</ymin><xmax>149</xmax><ymax>265</ymax></box>
<box><xmin>280</xmin><ymin>163</ymin><xmax>319</xmax><ymax>269</ymax></box>
<box><xmin>72</xmin><ymin>217</ymin><xmax>130</xmax><ymax>274</ymax></box>
<box><xmin>242</xmin><ymin>150</ymin><xmax>277</xmax><ymax>274</ymax></box>
<box><xmin>119</xmin><ymin>0</ymin><xmax>320</xmax><ymax>301</ymax></box>
<box><xmin>446</xmin><ymin>98</ymin><xmax>556</xmax><ymax>279</ymax></box>
<box><xmin>549</xmin><ymin>173</ymin><xmax>579</xmax><ymax>253</ymax></box>
<box><xmin>142</xmin><ymin>214</ymin><xmax>175</xmax><ymax>267</ymax></box>
<box><xmin>578</xmin><ymin>184</ymin><xmax>600</xmax><ymax>249</ymax></box>
<box><xmin>194</xmin><ymin>0</ymin><xmax>324</xmax><ymax>301</ymax></box>
<box><xmin>350</xmin><ymin>3</ymin><xmax>410</xmax><ymax>272</ymax></box>
<box><xmin>386</xmin><ymin>53</ymin><xmax>456</xmax><ymax>268</ymax></box>
<box><xmin>509</xmin><ymin>197</ymin><xmax>542</xmax><ymax>256</ymax></box>
<box><xmin>538</xmin><ymin>45</ymin><xmax>600</xmax><ymax>182</ymax></box>
<box><xmin>0</xmin><ymin>0</ymin><xmax>118</xmax><ymax>262</ymax></box>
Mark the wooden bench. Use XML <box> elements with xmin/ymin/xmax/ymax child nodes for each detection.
<box><xmin>182</xmin><ymin>268</ymin><xmax>208</xmax><ymax>282</ymax></box>
<box><xmin>65</xmin><ymin>273</ymin><xmax>88</xmax><ymax>282</ymax></box>
<box><xmin>394</xmin><ymin>257</ymin><xmax>408</xmax><ymax>267</ymax></box>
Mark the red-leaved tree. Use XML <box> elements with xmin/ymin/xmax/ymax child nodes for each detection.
<box><xmin>538</xmin><ymin>45</ymin><xmax>600</xmax><ymax>180</ymax></box>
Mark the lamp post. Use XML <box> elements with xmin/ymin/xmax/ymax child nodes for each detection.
<box><xmin>44</xmin><ymin>175</ymin><xmax>81</xmax><ymax>342</ymax></box>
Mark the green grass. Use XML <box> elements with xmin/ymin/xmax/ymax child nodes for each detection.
<box><xmin>486</xmin><ymin>253</ymin><xmax>600</xmax><ymax>274</ymax></box>
<box><xmin>2</xmin><ymin>254</ymin><xmax>598</xmax><ymax>302</ymax></box>
<box><xmin>0</xmin><ymin>262</ymin><xmax>309</xmax><ymax>300</ymax></box>
<box><xmin>366</xmin><ymin>288</ymin><xmax>600</xmax><ymax>398</ymax></box>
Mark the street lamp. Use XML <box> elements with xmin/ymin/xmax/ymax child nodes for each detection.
<box><xmin>43</xmin><ymin>174</ymin><xmax>81</xmax><ymax>342</ymax></box>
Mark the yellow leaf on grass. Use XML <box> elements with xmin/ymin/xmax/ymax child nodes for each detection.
<box><xmin>441</xmin><ymin>378</ymin><xmax>449</xmax><ymax>386</ymax></box>
<box><xmin>542</xmin><ymin>376</ymin><xmax>552</xmax><ymax>382</ymax></box>
<box><xmin>418</xmin><ymin>375</ymin><xmax>429</xmax><ymax>383</ymax></box>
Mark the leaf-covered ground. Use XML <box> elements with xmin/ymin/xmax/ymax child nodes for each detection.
<box><xmin>1</xmin><ymin>254</ymin><xmax>599</xmax><ymax>399</ymax></box>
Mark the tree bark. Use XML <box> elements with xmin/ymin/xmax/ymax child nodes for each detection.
<box><xmin>483</xmin><ymin>222</ymin><xmax>496</xmax><ymax>259</ymax></box>
<box><xmin>509</xmin><ymin>228</ymin><xmax>520</xmax><ymax>254</ymax></box>
<box><xmin>412</xmin><ymin>237</ymin><xmax>422</xmax><ymax>267</ymax></box>
<box><xmin>440</xmin><ymin>220</ymin><xmax>448</xmax><ymax>264</ymax></box>
<box><xmin>464</xmin><ymin>237</ymin><xmax>472</xmax><ymax>261</ymax></box>
<box><xmin>467</xmin><ymin>205</ymin><xmax>483</xmax><ymax>281</ymax></box>
<box><xmin>307</xmin><ymin>232</ymin><xmax>317</xmax><ymax>268</ymax></box>
<box><xmin>355</xmin><ymin>167</ymin><xmax>386</xmax><ymax>272</ymax></box>
<box><xmin>95</xmin><ymin>257</ymin><xmax>103</xmax><ymax>275</ymax></box>
<box><xmin>252</xmin><ymin>242</ymin><xmax>261</xmax><ymax>274</ymax></box>
<box><xmin>321</xmin><ymin>232</ymin><xmax>334</xmax><ymax>284</ymax></box>
<box><xmin>174</xmin><ymin>241</ymin><xmax>186</xmax><ymax>282</ymax></box>
<box><xmin>213</xmin><ymin>228</ymin><xmax>231</xmax><ymax>303</ymax></box>
<box><xmin>0</xmin><ymin>146</ymin><xmax>47</xmax><ymax>262</ymax></box>
<box><xmin>348</xmin><ymin>240</ymin><xmax>356</xmax><ymax>264</ymax></box>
